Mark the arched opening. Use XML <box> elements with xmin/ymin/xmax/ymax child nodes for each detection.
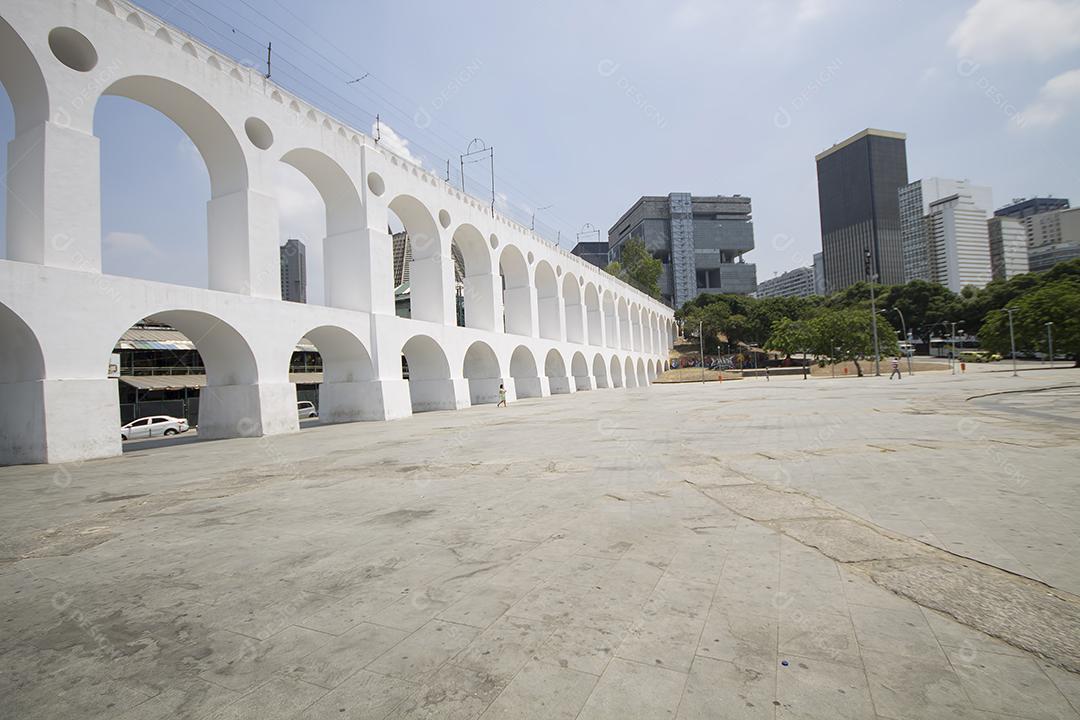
<box><xmin>624</xmin><ymin>357</ymin><xmax>638</xmax><ymax>388</ymax></box>
<box><xmin>609</xmin><ymin>355</ymin><xmax>624</xmax><ymax>389</ymax></box>
<box><xmin>109</xmin><ymin>310</ymin><xmax>267</xmax><ymax>447</ymax></box>
<box><xmin>462</xmin><ymin>340</ymin><xmax>503</xmax><ymax>405</ymax></box>
<box><xmin>389</xmin><ymin>195</ymin><xmax>446</xmax><ymax>323</ymax></box>
<box><xmin>636</xmin><ymin>358</ymin><xmax>648</xmax><ymax>387</ymax></box>
<box><xmin>401</xmin><ymin>335</ymin><xmax>457</xmax><ymax>412</ymax></box>
<box><xmin>602</xmin><ymin>291</ymin><xmax>617</xmax><ymax>348</ymax></box>
<box><xmin>571</xmin><ymin>351</ymin><xmax>590</xmax><ymax>391</ymax></box>
<box><xmin>1</xmin><ymin>16</ymin><xmax>49</xmax><ymax>262</ymax></box>
<box><xmin>535</xmin><ymin>261</ymin><xmax>560</xmax><ymax>340</ymax></box>
<box><xmin>544</xmin><ymin>348</ymin><xmax>571</xmax><ymax>395</ymax></box>
<box><xmin>584</xmin><ymin>283</ymin><xmax>602</xmax><ymax>347</ymax></box>
<box><xmin>647</xmin><ymin>359</ymin><xmax>657</xmax><ymax>382</ymax></box>
<box><xmin>630</xmin><ymin>305</ymin><xmax>642</xmax><ymax>352</ymax></box>
<box><xmin>510</xmin><ymin>345</ymin><xmax>542</xmax><ymax>399</ymax></box>
<box><xmin>96</xmin><ymin>76</ymin><xmax>249</xmax><ymax>292</ymax></box>
<box><xmin>563</xmin><ymin>274</ymin><xmax>584</xmax><ymax>344</ymax></box>
<box><xmin>499</xmin><ymin>245</ymin><xmax>532</xmax><ymax>336</ymax></box>
<box><xmin>278</xmin><ymin>148</ymin><xmax>364</xmax><ymax>308</ymax></box>
<box><xmin>452</xmin><ymin>224</ymin><xmax>494</xmax><ymax>330</ymax></box>
<box><xmin>0</xmin><ymin>302</ymin><xmax>47</xmax><ymax>465</ymax></box>
<box><xmin>592</xmin><ymin>353</ymin><xmax>609</xmax><ymax>389</ymax></box>
<box><xmin>290</xmin><ymin>326</ymin><xmax>374</xmax><ymax>424</ymax></box>
<box><xmin>618</xmin><ymin>298</ymin><xmax>631</xmax><ymax>351</ymax></box>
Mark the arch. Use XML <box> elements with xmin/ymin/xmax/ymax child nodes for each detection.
<box><xmin>584</xmin><ymin>283</ymin><xmax>602</xmax><ymax>346</ymax></box>
<box><xmin>602</xmin><ymin>291</ymin><xmax>617</xmax><ymax>348</ymax></box>
<box><xmin>0</xmin><ymin>302</ymin><xmax>47</xmax><ymax>464</ymax></box>
<box><xmin>401</xmin><ymin>335</ymin><xmax>455</xmax><ymax>412</ymax></box>
<box><xmin>570</xmin><ymin>351</ymin><xmax>590</xmax><ymax>391</ymax></box>
<box><xmin>544</xmin><ymin>348</ymin><xmax>571</xmax><ymax>395</ymax></box>
<box><xmin>279</xmin><ymin>148</ymin><xmax>365</xmax><ymax>309</ymax></box>
<box><xmin>462</xmin><ymin>340</ymin><xmax>503</xmax><ymax>405</ymax></box>
<box><xmin>102</xmin><ymin>76</ymin><xmax>247</xmax><ymax>197</ymax></box>
<box><xmin>636</xmin><ymin>358</ymin><xmax>648</xmax><ymax>387</ymax></box>
<box><xmin>499</xmin><ymin>245</ymin><xmax>532</xmax><ymax>336</ymax></box>
<box><xmin>624</xmin><ymin>357</ymin><xmax>638</xmax><ymax>388</ymax></box>
<box><xmin>291</xmin><ymin>325</ymin><xmax>374</xmax><ymax>424</ymax></box>
<box><xmin>451</xmin><ymin>223</ymin><xmax>495</xmax><ymax>331</ymax></box>
<box><xmin>592</xmin><ymin>353</ymin><xmax>609</xmax><ymax>389</ymax></box>
<box><xmin>617</xmin><ymin>298</ymin><xmax>631</xmax><ymax>351</ymax></box>
<box><xmin>509</xmin><ymin>345</ymin><xmax>542</xmax><ymax>398</ymax></box>
<box><xmin>562</xmin><ymin>273</ymin><xmax>584</xmax><ymax>344</ymax></box>
<box><xmin>0</xmin><ymin>15</ymin><xmax>49</xmax><ymax>135</ymax></box>
<box><xmin>535</xmin><ymin>261</ymin><xmax>560</xmax><ymax>340</ymax></box>
<box><xmin>609</xmin><ymin>355</ymin><xmax>624</xmax><ymax>389</ymax></box>
<box><xmin>647</xmin><ymin>359</ymin><xmax>658</xmax><ymax>382</ymax></box>
<box><xmin>388</xmin><ymin>194</ymin><xmax>445</xmax><ymax>323</ymax></box>
<box><xmin>106</xmin><ymin>310</ymin><xmax>264</xmax><ymax>441</ymax></box>
<box><xmin>630</xmin><ymin>305</ymin><xmax>642</xmax><ymax>352</ymax></box>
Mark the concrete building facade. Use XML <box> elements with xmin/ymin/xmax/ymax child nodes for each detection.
<box><xmin>987</xmin><ymin>216</ymin><xmax>1029</xmax><ymax>281</ymax></box>
<box><xmin>570</xmin><ymin>241</ymin><xmax>609</xmax><ymax>269</ymax></box>
<box><xmin>812</xmin><ymin>252</ymin><xmax>826</xmax><ymax>295</ymax></box>
<box><xmin>608</xmin><ymin>193</ymin><xmax>756</xmax><ymax>308</ymax></box>
<box><xmin>0</xmin><ymin>0</ymin><xmax>674</xmax><ymax>466</ymax></box>
<box><xmin>926</xmin><ymin>192</ymin><xmax>994</xmax><ymax>292</ymax></box>
<box><xmin>816</xmin><ymin>129</ymin><xmax>909</xmax><ymax>293</ymax></box>
<box><xmin>898</xmin><ymin>178</ymin><xmax>992</xmax><ymax>283</ymax></box>
<box><xmin>755</xmin><ymin>266</ymin><xmax>816</xmax><ymax>298</ymax></box>
<box><xmin>1026</xmin><ymin>207</ymin><xmax>1080</xmax><ymax>272</ymax></box>
<box><xmin>279</xmin><ymin>238</ymin><xmax>307</xmax><ymax>303</ymax></box>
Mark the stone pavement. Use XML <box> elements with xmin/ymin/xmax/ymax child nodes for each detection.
<box><xmin>1</xmin><ymin>367</ymin><xmax>1079</xmax><ymax>719</ymax></box>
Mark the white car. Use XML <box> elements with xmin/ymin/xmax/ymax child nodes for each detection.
<box><xmin>121</xmin><ymin>415</ymin><xmax>190</xmax><ymax>441</ymax></box>
<box><xmin>297</xmin><ymin>401</ymin><xmax>318</xmax><ymax>419</ymax></box>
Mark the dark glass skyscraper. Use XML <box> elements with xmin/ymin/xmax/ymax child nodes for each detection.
<box><xmin>816</xmin><ymin>129</ymin><xmax>908</xmax><ymax>293</ymax></box>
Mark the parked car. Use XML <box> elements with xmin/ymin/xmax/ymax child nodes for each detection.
<box><xmin>121</xmin><ymin>415</ymin><xmax>190</xmax><ymax>440</ymax></box>
<box><xmin>297</xmin><ymin>401</ymin><xmax>318</xmax><ymax>419</ymax></box>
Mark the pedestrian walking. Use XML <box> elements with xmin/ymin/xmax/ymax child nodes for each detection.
<box><xmin>889</xmin><ymin>356</ymin><xmax>902</xmax><ymax>380</ymax></box>
<box><xmin>497</xmin><ymin>383</ymin><xmax>507</xmax><ymax>407</ymax></box>
<box><xmin>764</xmin><ymin>366</ymin><xmax>770</xmax><ymax>382</ymax></box>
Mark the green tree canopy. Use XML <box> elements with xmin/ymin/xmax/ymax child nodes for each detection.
<box><xmin>979</xmin><ymin>279</ymin><xmax>1080</xmax><ymax>365</ymax></box>
<box><xmin>604</xmin><ymin>238</ymin><xmax>662</xmax><ymax>299</ymax></box>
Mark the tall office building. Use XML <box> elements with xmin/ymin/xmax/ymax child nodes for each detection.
<box><xmin>570</xmin><ymin>241</ymin><xmax>609</xmax><ymax>269</ymax></box>
<box><xmin>994</xmin><ymin>197</ymin><xmax>1070</xmax><ymax>220</ymax></box>
<box><xmin>279</xmin><ymin>238</ymin><xmax>307</xmax><ymax>303</ymax></box>
<box><xmin>816</xmin><ymin>129</ymin><xmax>908</xmax><ymax>293</ymax></box>
<box><xmin>899</xmin><ymin>178</ymin><xmax>992</xmax><ymax>282</ymax></box>
<box><xmin>987</xmin><ymin>216</ymin><xmax>1029</xmax><ymax>281</ymax></box>
<box><xmin>926</xmin><ymin>192</ymin><xmax>993</xmax><ymax>291</ymax></box>
<box><xmin>608</xmin><ymin>193</ymin><xmax>756</xmax><ymax>307</ymax></box>
<box><xmin>755</xmin><ymin>266</ymin><xmax>816</xmax><ymax>298</ymax></box>
<box><xmin>1026</xmin><ymin>206</ymin><xmax>1080</xmax><ymax>272</ymax></box>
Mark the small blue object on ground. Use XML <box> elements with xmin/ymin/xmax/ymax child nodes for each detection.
<box><xmin>781</xmin><ymin>660</ymin><xmax>789</xmax><ymax>667</ymax></box>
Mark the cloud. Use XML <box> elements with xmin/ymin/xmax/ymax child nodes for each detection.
<box><xmin>375</xmin><ymin>120</ymin><xmax>424</xmax><ymax>167</ymax></box>
<box><xmin>1020</xmin><ymin>67</ymin><xmax>1080</xmax><ymax>127</ymax></box>
<box><xmin>671</xmin><ymin>0</ymin><xmax>841</xmax><ymax>30</ymax></box>
<box><xmin>949</xmin><ymin>0</ymin><xmax>1080</xmax><ymax>63</ymax></box>
<box><xmin>103</xmin><ymin>232</ymin><xmax>163</xmax><ymax>258</ymax></box>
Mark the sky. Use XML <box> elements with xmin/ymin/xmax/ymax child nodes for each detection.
<box><xmin>2</xmin><ymin>0</ymin><xmax>1080</xmax><ymax>303</ymax></box>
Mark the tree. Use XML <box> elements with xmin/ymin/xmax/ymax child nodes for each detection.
<box><xmin>604</xmin><ymin>238</ymin><xmax>662</xmax><ymax>299</ymax></box>
<box><xmin>809</xmin><ymin>307</ymin><xmax>899</xmax><ymax>376</ymax></box>
<box><xmin>765</xmin><ymin>317</ymin><xmax>813</xmax><ymax>358</ymax></box>
<box><xmin>980</xmin><ymin>280</ymin><xmax>1080</xmax><ymax>365</ymax></box>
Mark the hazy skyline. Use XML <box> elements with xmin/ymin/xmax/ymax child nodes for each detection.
<box><xmin>2</xmin><ymin>0</ymin><xmax>1079</xmax><ymax>303</ymax></box>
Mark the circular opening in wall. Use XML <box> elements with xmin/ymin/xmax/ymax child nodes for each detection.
<box><xmin>489</xmin><ymin>234</ymin><xmax>499</xmax><ymax>249</ymax></box>
<box><xmin>556</xmin><ymin>265</ymin><xmax>562</xmax><ymax>276</ymax></box>
<box><xmin>579</xmin><ymin>276</ymin><xmax>585</xmax><ymax>286</ymax></box>
<box><xmin>243</xmin><ymin>117</ymin><xmax>273</xmax><ymax>150</ymax></box>
<box><xmin>49</xmin><ymin>27</ymin><xmax>98</xmax><ymax>72</ymax></box>
<box><xmin>367</xmin><ymin>172</ymin><xmax>385</xmax><ymax>197</ymax></box>
<box><xmin>438</xmin><ymin>209</ymin><xmax>451</xmax><ymax>228</ymax></box>
<box><xmin>527</xmin><ymin>251</ymin><xmax>534</xmax><ymax>264</ymax></box>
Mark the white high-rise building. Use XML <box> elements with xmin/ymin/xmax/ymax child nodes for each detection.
<box><xmin>987</xmin><ymin>216</ymin><xmax>1029</xmax><ymax>281</ymax></box>
<box><xmin>898</xmin><ymin>178</ymin><xmax>992</xmax><ymax>282</ymax></box>
<box><xmin>756</xmin><ymin>266</ymin><xmax>817</xmax><ymax>298</ymax></box>
<box><xmin>926</xmin><ymin>192</ymin><xmax>994</xmax><ymax>291</ymax></box>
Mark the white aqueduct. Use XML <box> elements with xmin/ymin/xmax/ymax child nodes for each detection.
<box><xmin>0</xmin><ymin>0</ymin><xmax>676</xmax><ymax>466</ymax></box>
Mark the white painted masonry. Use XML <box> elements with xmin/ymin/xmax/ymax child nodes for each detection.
<box><xmin>0</xmin><ymin>0</ymin><xmax>675</xmax><ymax>465</ymax></box>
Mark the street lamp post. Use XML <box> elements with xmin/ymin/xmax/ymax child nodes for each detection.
<box><xmin>1005</xmin><ymin>307</ymin><xmax>1018</xmax><ymax>377</ymax></box>
<box><xmin>1046</xmin><ymin>322</ymin><xmax>1054</xmax><ymax>369</ymax></box>
<box><xmin>530</xmin><ymin>204</ymin><xmax>553</xmax><ymax>232</ymax></box>
<box><xmin>699</xmin><ymin>320</ymin><xmax>705</xmax><ymax>384</ymax></box>
<box><xmin>950</xmin><ymin>322</ymin><xmax>963</xmax><ymax>374</ymax></box>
